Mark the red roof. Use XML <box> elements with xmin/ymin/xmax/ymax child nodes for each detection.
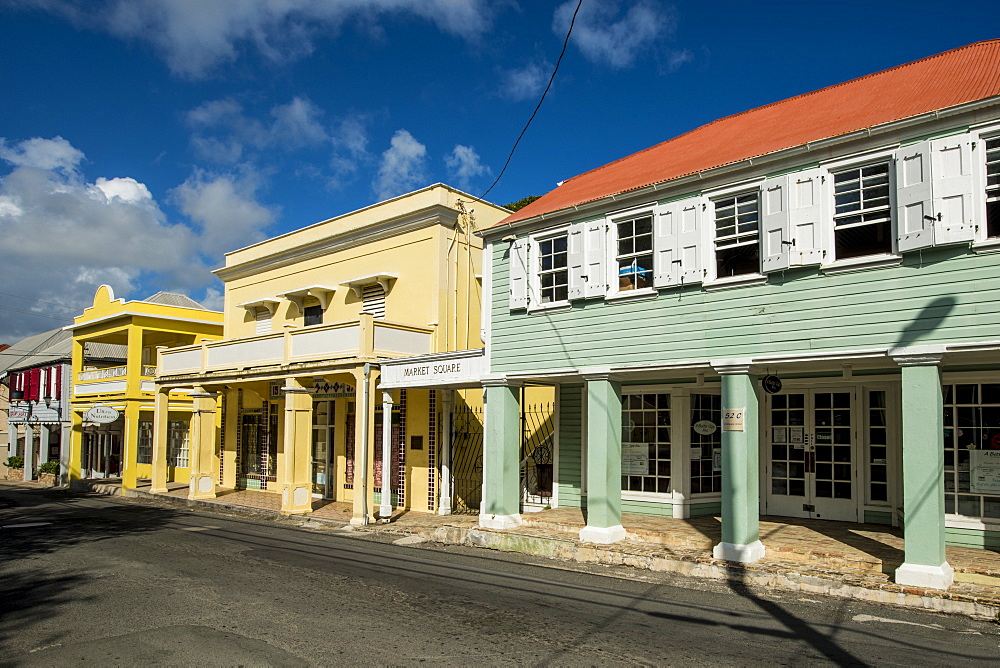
<box><xmin>499</xmin><ymin>40</ymin><xmax>1000</xmax><ymax>227</ymax></box>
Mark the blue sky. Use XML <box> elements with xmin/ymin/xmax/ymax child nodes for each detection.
<box><xmin>0</xmin><ymin>0</ymin><xmax>995</xmax><ymax>341</ymax></box>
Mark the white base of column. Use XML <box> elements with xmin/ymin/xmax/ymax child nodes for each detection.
<box><xmin>479</xmin><ymin>513</ymin><xmax>522</xmax><ymax>530</ymax></box>
<box><xmin>349</xmin><ymin>516</ymin><xmax>369</xmax><ymax>527</ymax></box>
<box><xmin>579</xmin><ymin>524</ymin><xmax>626</xmax><ymax>544</ymax></box>
<box><xmin>437</xmin><ymin>502</ymin><xmax>452</xmax><ymax>516</ymax></box>
<box><xmin>895</xmin><ymin>561</ymin><xmax>954</xmax><ymax>590</ymax></box>
<box><xmin>379</xmin><ymin>503</ymin><xmax>393</xmax><ymax>519</ymax></box>
<box><xmin>713</xmin><ymin>540</ymin><xmax>766</xmax><ymax>563</ymax></box>
<box><xmin>188</xmin><ymin>475</ymin><xmax>217</xmax><ymax>500</ymax></box>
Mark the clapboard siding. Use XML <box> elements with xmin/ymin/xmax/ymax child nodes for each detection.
<box><xmin>945</xmin><ymin>527</ymin><xmax>1000</xmax><ymax>550</ymax></box>
<box><xmin>491</xmin><ymin>243</ymin><xmax>1000</xmax><ymax>373</ymax></box>
<box><xmin>622</xmin><ymin>500</ymin><xmax>673</xmax><ymax>518</ymax></box>
<box><xmin>557</xmin><ymin>385</ymin><xmax>583</xmax><ymax>508</ymax></box>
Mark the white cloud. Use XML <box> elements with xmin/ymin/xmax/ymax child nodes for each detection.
<box><xmin>0</xmin><ymin>135</ymin><xmax>84</xmax><ymax>174</ymax></box>
<box><xmin>445</xmin><ymin>145</ymin><xmax>489</xmax><ymax>192</ymax></box>
<box><xmin>374</xmin><ymin>130</ymin><xmax>427</xmax><ymax>200</ymax></box>
<box><xmin>0</xmin><ymin>136</ymin><xmax>276</xmax><ymax>341</ymax></box>
<box><xmin>328</xmin><ymin>114</ymin><xmax>372</xmax><ymax>189</ymax></box>
<box><xmin>270</xmin><ymin>97</ymin><xmax>329</xmax><ymax>148</ymax></box>
<box><xmin>554</xmin><ymin>0</ymin><xmax>678</xmax><ymax>69</ymax></box>
<box><xmin>19</xmin><ymin>0</ymin><xmax>500</xmax><ymax>78</ymax></box>
<box><xmin>500</xmin><ymin>62</ymin><xmax>551</xmax><ymax>102</ymax></box>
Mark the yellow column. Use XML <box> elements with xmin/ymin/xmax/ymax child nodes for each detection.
<box><xmin>188</xmin><ymin>386</ymin><xmax>218</xmax><ymax>500</ymax></box>
<box><xmin>221</xmin><ymin>388</ymin><xmax>238</xmax><ymax>489</ymax></box>
<box><xmin>350</xmin><ymin>365</ymin><xmax>380</xmax><ymax>526</ymax></box>
<box><xmin>121</xmin><ymin>325</ymin><xmax>143</xmax><ymax>493</ymax></box>
<box><xmin>68</xmin><ymin>410</ymin><xmax>84</xmax><ymax>482</ymax></box>
<box><xmin>280</xmin><ymin>377</ymin><xmax>313</xmax><ymax>515</ymax></box>
<box><xmin>121</xmin><ymin>402</ymin><xmax>140</xmax><ymax>493</ymax></box>
<box><xmin>151</xmin><ymin>387</ymin><xmax>169</xmax><ymax>493</ymax></box>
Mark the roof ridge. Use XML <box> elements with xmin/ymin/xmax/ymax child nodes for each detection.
<box><xmin>561</xmin><ymin>40</ymin><xmax>1000</xmax><ymax>187</ymax></box>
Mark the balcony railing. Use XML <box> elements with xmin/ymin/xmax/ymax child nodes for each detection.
<box><xmin>77</xmin><ymin>365</ymin><xmax>159</xmax><ymax>382</ymax></box>
<box><xmin>158</xmin><ymin>315</ymin><xmax>433</xmax><ymax>376</ymax></box>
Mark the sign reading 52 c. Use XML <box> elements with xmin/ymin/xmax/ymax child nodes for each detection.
<box><xmin>723</xmin><ymin>409</ymin><xmax>746</xmax><ymax>432</ymax></box>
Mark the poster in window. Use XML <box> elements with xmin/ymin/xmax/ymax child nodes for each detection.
<box><xmin>712</xmin><ymin>448</ymin><xmax>722</xmax><ymax>472</ymax></box>
<box><xmin>789</xmin><ymin>427</ymin><xmax>804</xmax><ymax>448</ymax></box>
<box><xmin>772</xmin><ymin>427</ymin><xmax>787</xmax><ymax>443</ymax></box>
<box><xmin>691</xmin><ymin>445</ymin><xmax>702</xmax><ymax>460</ymax></box>
<box><xmin>621</xmin><ymin>442</ymin><xmax>649</xmax><ymax>475</ymax></box>
<box><xmin>971</xmin><ymin>450</ymin><xmax>1000</xmax><ymax>494</ymax></box>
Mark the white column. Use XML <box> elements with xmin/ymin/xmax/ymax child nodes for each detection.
<box><xmin>23</xmin><ymin>424</ymin><xmax>35</xmax><ymax>480</ymax></box>
<box><xmin>39</xmin><ymin>424</ymin><xmax>51</xmax><ymax>465</ymax></box>
<box><xmin>60</xmin><ymin>422</ymin><xmax>72</xmax><ymax>486</ymax></box>
<box><xmin>438</xmin><ymin>390</ymin><xmax>454</xmax><ymax>515</ymax></box>
<box><xmin>379</xmin><ymin>389</ymin><xmax>394</xmax><ymax>519</ymax></box>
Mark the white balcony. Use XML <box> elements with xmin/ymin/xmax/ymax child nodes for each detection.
<box><xmin>158</xmin><ymin>316</ymin><xmax>433</xmax><ymax>376</ymax></box>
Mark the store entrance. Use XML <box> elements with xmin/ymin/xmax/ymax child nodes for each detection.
<box><xmin>82</xmin><ymin>431</ymin><xmax>122</xmax><ymax>479</ymax></box>
<box><xmin>765</xmin><ymin>389</ymin><xmax>859</xmax><ymax>522</ymax></box>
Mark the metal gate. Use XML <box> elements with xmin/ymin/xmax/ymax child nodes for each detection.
<box><xmin>451</xmin><ymin>404</ymin><xmax>483</xmax><ymax>514</ymax></box>
<box><xmin>520</xmin><ymin>402</ymin><xmax>555</xmax><ymax>506</ymax></box>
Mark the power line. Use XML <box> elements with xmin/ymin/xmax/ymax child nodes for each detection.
<box><xmin>0</xmin><ymin>304</ymin><xmax>72</xmax><ymax>322</ymax></box>
<box><xmin>479</xmin><ymin>0</ymin><xmax>584</xmax><ymax>201</ymax></box>
<box><xmin>0</xmin><ymin>290</ymin><xmax>80</xmax><ymax>314</ymax></box>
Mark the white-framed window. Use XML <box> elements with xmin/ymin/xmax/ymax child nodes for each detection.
<box><xmin>168</xmin><ymin>420</ymin><xmax>190</xmax><ymax>468</ymax></box>
<box><xmin>534</xmin><ymin>231</ymin><xmax>569</xmax><ymax>305</ymax></box>
<box><xmin>832</xmin><ymin>161</ymin><xmax>893</xmax><ymax>260</ymax></box>
<box><xmin>613</xmin><ymin>213</ymin><xmax>653</xmax><ymax>292</ymax></box>
<box><xmin>713</xmin><ymin>191</ymin><xmax>760</xmax><ymax>277</ymax></box>
<box><xmin>621</xmin><ymin>392</ymin><xmax>672</xmax><ymax>494</ymax></box>
<box><xmin>986</xmin><ymin>135</ymin><xmax>1000</xmax><ymax>239</ymax></box>
<box><xmin>303</xmin><ymin>304</ymin><xmax>323</xmax><ymax>326</ymax></box>
<box><xmin>943</xmin><ymin>382</ymin><xmax>1000</xmax><ymax>520</ymax></box>
<box><xmin>137</xmin><ymin>420</ymin><xmax>153</xmax><ymax>464</ymax></box>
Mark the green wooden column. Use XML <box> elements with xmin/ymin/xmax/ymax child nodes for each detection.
<box><xmin>480</xmin><ymin>377</ymin><xmax>522</xmax><ymax>529</ymax></box>
<box><xmin>894</xmin><ymin>350</ymin><xmax>953</xmax><ymax>589</ymax></box>
<box><xmin>712</xmin><ymin>363</ymin><xmax>765</xmax><ymax>563</ymax></box>
<box><xmin>580</xmin><ymin>373</ymin><xmax>626</xmax><ymax>543</ymax></box>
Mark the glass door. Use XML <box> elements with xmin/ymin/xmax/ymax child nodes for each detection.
<box><xmin>312</xmin><ymin>400</ymin><xmax>334</xmax><ymax>497</ymax></box>
<box><xmin>766</xmin><ymin>390</ymin><xmax>858</xmax><ymax>522</ymax></box>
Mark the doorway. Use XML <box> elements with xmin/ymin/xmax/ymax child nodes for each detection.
<box><xmin>765</xmin><ymin>389</ymin><xmax>858</xmax><ymax>522</ymax></box>
<box><xmin>311</xmin><ymin>400</ymin><xmax>335</xmax><ymax>498</ymax></box>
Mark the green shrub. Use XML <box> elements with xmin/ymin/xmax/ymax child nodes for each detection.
<box><xmin>5</xmin><ymin>455</ymin><xmax>24</xmax><ymax>469</ymax></box>
<box><xmin>37</xmin><ymin>460</ymin><xmax>60</xmax><ymax>475</ymax></box>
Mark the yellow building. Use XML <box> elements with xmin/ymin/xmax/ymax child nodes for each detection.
<box><xmin>66</xmin><ymin>286</ymin><xmax>224</xmax><ymax>492</ymax></box>
<box><xmin>154</xmin><ymin>185</ymin><xmax>509</xmax><ymax>522</ymax></box>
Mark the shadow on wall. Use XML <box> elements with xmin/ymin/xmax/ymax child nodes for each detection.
<box><xmin>894</xmin><ymin>296</ymin><xmax>957</xmax><ymax>350</ymax></box>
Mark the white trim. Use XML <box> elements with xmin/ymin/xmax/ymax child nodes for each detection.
<box><xmin>972</xmin><ymin>238</ymin><xmax>1000</xmax><ymax>254</ymax></box>
<box><xmin>821</xmin><ymin>254</ymin><xmax>902</xmax><ymax>275</ymax></box>
<box><xmin>65</xmin><ymin>310</ymin><xmax>222</xmax><ymax>331</ymax></box>
<box><xmin>579</xmin><ymin>524</ymin><xmax>626</xmax><ymax>543</ymax></box>
<box><xmin>944</xmin><ymin>514</ymin><xmax>1000</xmax><ymax>531</ymax></box>
<box><xmin>603</xmin><ymin>288</ymin><xmax>657</xmax><ymax>303</ymax></box>
<box><xmin>703</xmin><ymin>273</ymin><xmax>768</xmax><ymax>291</ymax></box>
<box><xmin>713</xmin><ymin>540</ymin><xmax>765</xmax><ymax>563</ymax></box>
<box><xmin>895</xmin><ymin>562</ymin><xmax>954</xmax><ymax>590</ymax></box>
<box><xmin>340</xmin><ymin>273</ymin><xmax>397</xmax><ymax>298</ymax></box>
<box><xmin>528</xmin><ymin>226</ymin><xmax>571</xmax><ymax>311</ymax></box>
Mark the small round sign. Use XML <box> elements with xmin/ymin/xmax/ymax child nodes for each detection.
<box><xmin>84</xmin><ymin>406</ymin><xmax>121</xmax><ymax>424</ymax></box>
<box><xmin>693</xmin><ymin>420</ymin><xmax>717</xmax><ymax>435</ymax></box>
<box><xmin>762</xmin><ymin>375</ymin><xmax>783</xmax><ymax>394</ymax></box>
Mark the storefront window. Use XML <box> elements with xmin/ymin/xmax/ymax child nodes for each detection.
<box><xmin>621</xmin><ymin>393</ymin><xmax>671</xmax><ymax>494</ymax></box>
<box><xmin>866</xmin><ymin>391</ymin><xmax>889</xmax><ymax>503</ymax></box>
<box><xmin>137</xmin><ymin>421</ymin><xmax>153</xmax><ymax>464</ymax></box>
<box><xmin>943</xmin><ymin>383</ymin><xmax>1000</xmax><ymax>518</ymax></box>
<box><xmin>168</xmin><ymin>420</ymin><xmax>189</xmax><ymax>468</ymax></box>
<box><xmin>690</xmin><ymin>394</ymin><xmax>721</xmax><ymax>494</ymax></box>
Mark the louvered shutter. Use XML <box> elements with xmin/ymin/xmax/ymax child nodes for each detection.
<box><xmin>26</xmin><ymin>368</ymin><xmax>40</xmax><ymax>402</ymax></box>
<box><xmin>931</xmin><ymin>136</ymin><xmax>975</xmax><ymax>245</ymax></box>
<box><xmin>896</xmin><ymin>141</ymin><xmax>935</xmax><ymax>252</ymax></box>
<box><xmin>677</xmin><ymin>198</ymin><xmax>704</xmax><ymax>285</ymax></box>
<box><xmin>582</xmin><ymin>220</ymin><xmax>606</xmax><ymax>298</ymax></box>
<box><xmin>566</xmin><ymin>223</ymin><xmax>585</xmax><ymax>300</ymax></box>
<box><xmin>788</xmin><ymin>168</ymin><xmax>824</xmax><ymax>266</ymax></box>
<box><xmin>761</xmin><ymin>176</ymin><xmax>790</xmax><ymax>272</ymax></box>
<box><xmin>653</xmin><ymin>202</ymin><xmax>680</xmax><ymax>288</ymax></box>
<box><xmin>361</xmin><ymin>284</ymin><xmax>386</xmax><ymax>319</ymax></box>
<box><xmin>508</xmin><ymin>238</ymin><xmax>528</xmax><ymax>309</ymax></box>
<box><xmin>54</xmin><ymin>365</ymin><xmax>62</xmax><ymax>400</ymax></box>
<box><xmin>255</xmin><ymin>307</ymin><xmax>272</xmax><ymax>335</ymax></box>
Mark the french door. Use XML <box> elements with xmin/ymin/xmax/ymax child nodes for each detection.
<box><xmin>765</xmin><ymin>389</ymin><xmax>858</xmax><ymax>522</ymax></box>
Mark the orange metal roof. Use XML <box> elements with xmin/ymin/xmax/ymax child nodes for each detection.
<box><xmin>498</xmin><ymin>40</ymin><xmax>1000</xmax><ymax>227</ymax></box>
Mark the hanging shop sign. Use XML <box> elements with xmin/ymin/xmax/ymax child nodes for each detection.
<box><xmin>84</xmin><ymin>405</ymin><xmax>120</xmax><ymax>424</ymax></box>
<box><xmin>971</xmin><ymin>450</ymin><xmax>1000</xmax><ymax>494</ymax></box>
<box><xmin>762</xmin><ymin>375</ymin><xmax>783</xmax><ymax>394</ymax></box>
<box><xmin>8</xmin><ymin>407</ymin><xmax>29</xmax><ymax>422</ymax></box>
<box><xmin>693</xmin><ymin>420</ymin><xmax>717</xmax><ymax>435</ymax></box>
<box><xmin>621</xmin><ymin>442</ymin><xmax>649</xmax><ymax>475</ymax></box>
<box><xmin>723</xmin><ymin>409</ymin><xmax>745</xmax><ymax>432</ymax></box>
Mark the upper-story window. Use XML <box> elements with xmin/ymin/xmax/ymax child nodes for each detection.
<box><xmin>615</xmin><ymin>214</ymin><xmax>653</xmax><ymax>291</ymax></box>
<box><xmin>303</xmin><ymin>304</ymin><xmax>323</xmax><ymax>326</ymax></box>
<box><xmin>714</xmin><ymin>192</ymin><xmax>760</xmax><ymax>277</ymax></box>
<box><xmin>361</xmin><ymin>284</ymin><xmax>386</xmax><ymax>319</ymax></box>
<box><xmin>537</xmin><ymin>233</ymin><xmax>568</xmax><ymax>304</ymax></box>
<box><xmin>986</xmin><ymin>137</ymin><xmax>1000</xmax><ymax>239</ymax></box>
<box><xmin>833</xmin><ymin>162</ymin><xmax>892</xmax><ymax>259</ymax></box>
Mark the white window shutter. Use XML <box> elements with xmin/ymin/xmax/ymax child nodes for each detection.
<box><xmin>930</xmin><ymin>136</ymin><xmax>975</xmax><ymax>245</ymax></box>
<box><xmin>761</xmin><ymin>176</ymin><xmax>790</xmax><ymax>272</ymax></box>
<box><xmin>653</xmin><ymin>202</ymin><xmax>680</xmax><ymax>288</ymax></box>
<box><xmin>787</xmin><ymin>168</ymin><xmax>824</xmax><ymax>266</ymax></box>
<box><xmin>255</xmin><ymin>307</ymin><xmax>272</xmax><ymax>335</ymax></box>
<box><xmin>567</xmin><ymin>223</ymin><xmax>585</xmax><ymax>300</ymax></box>
<box><xmin>678</xmin><ymin>198</ymin><xmax>704</xmax><ymax>285</ymax></box>
<box><xmin>582</xmin><ymin>221</ymin><xmax>606</xmax><ymax>298</ymax></box>
<box><xmin>896</xmin><ymin>141</ymin><xmax>935</xmax><ymax>252</ymax></box>
<box><xmin>508</xmin><ymin>238</ymin><xmax>528</xmax><ymax>310</ymax></box>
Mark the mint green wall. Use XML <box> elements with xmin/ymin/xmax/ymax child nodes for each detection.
<box><xmin>622</xmin><ymin>500</ymin><xmax>673</xmax><ymax>517</ymax></box>
<box><xmin>557</xmin><ymin>385</ymin><xmax>583</xmax><ymax>508</ymax></box>
<box><xmin>490</xmin><ymin>244</ymin><xmax>1000</xmax><ymax>374</ymax></box>
<box><xmin>864</xmin><ymin>510</ymin><xmax>893</xmax><ymax>526</ymax></box>
<box><xmin>945</xmin><ymin>527</ymin><xmax>1000</xmax><ymax>550</ymax></box>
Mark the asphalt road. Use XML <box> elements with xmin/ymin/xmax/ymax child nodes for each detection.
<box><xmin>0</xmin><ymin>485</ymin><xmax>998</xmax><ymax>666</ymax></box>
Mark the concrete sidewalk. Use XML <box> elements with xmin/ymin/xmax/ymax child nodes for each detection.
<box><xmin>16</xmin><ymin>479</ymin><xmax>1000</xmax><ymax>620</ymax></box>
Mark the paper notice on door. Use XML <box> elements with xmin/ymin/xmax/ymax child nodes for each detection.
<box><xmin>971</xmin><ymin>450</ymin><xmax>1000</xmax><ymax>494</ymax></box>
<box><xmin>621</xmin><ymin>442</ymin><xmax>649</xmax><ymax>475</ymax></box>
